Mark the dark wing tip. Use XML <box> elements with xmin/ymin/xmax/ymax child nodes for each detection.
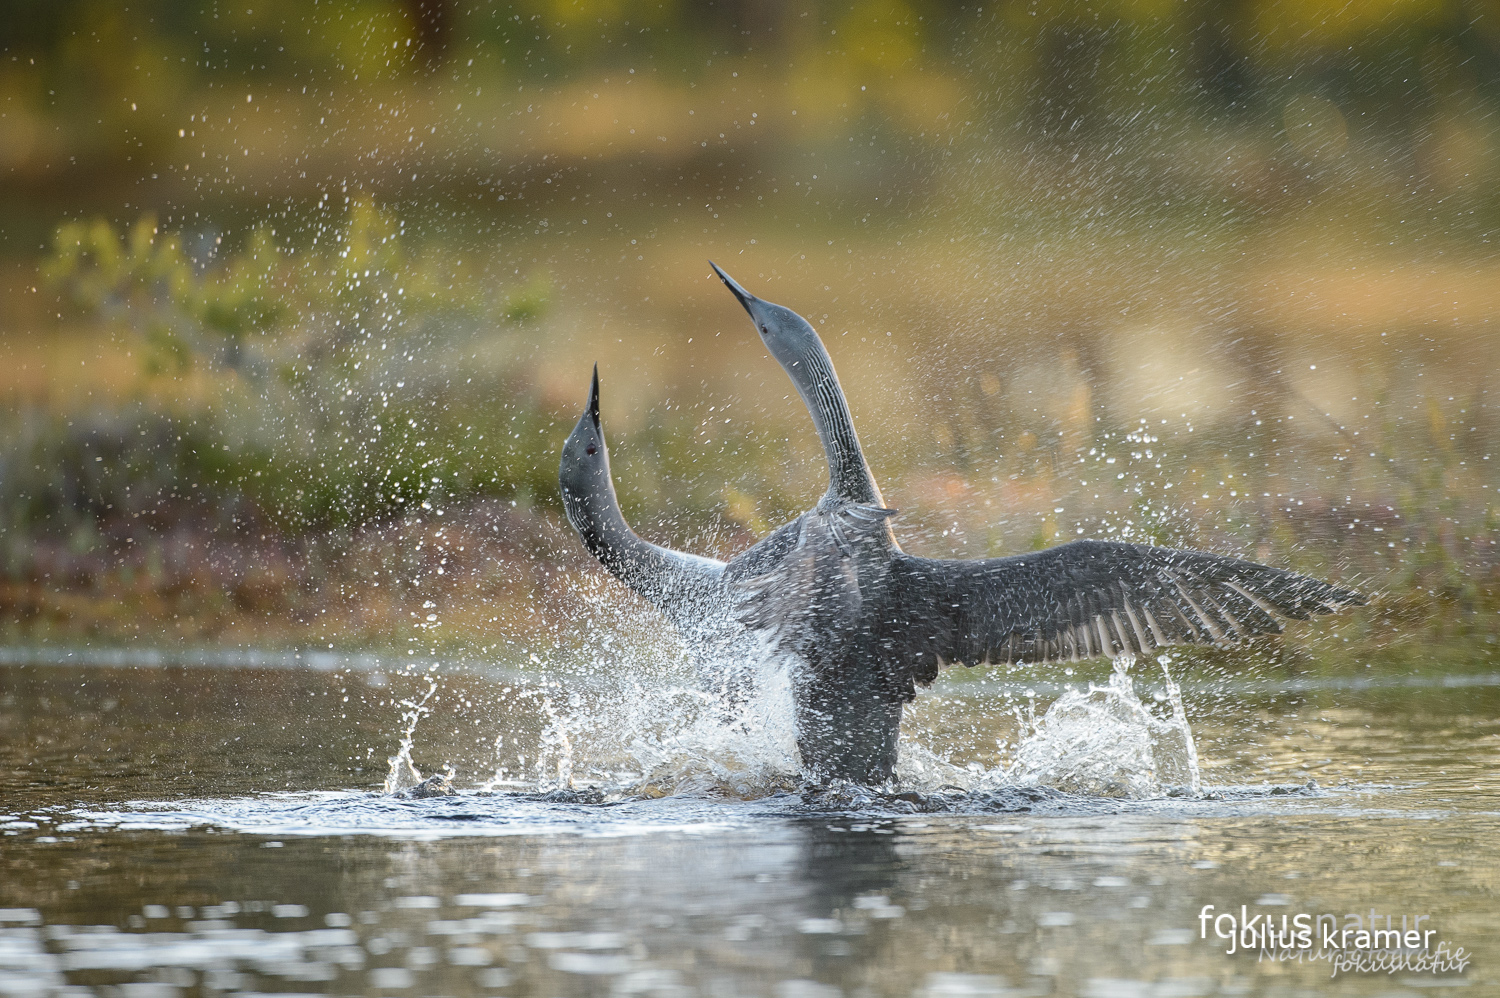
<box><xmin>1333</xmin><ymin>574</ymin><xmax>1372</xmax><ymax>607</ymax></box>
<box><xmin>1329</xmin><ymin>584</ymin><xmax>1369</xmax><ymax>608</ymax></box>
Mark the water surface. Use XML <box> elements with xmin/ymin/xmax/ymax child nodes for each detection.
<box><xmin>1</xmin><ymin>658</ymin><xmax>1496</xmax><ymax>997</ymax></box>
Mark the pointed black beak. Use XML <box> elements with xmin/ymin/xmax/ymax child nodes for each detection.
<box><xmin>587</xmin><ymin>364</ymin><xmax>600</xmax><ymax>427</ymax></box>
<box><xmin>709</xmin><ymin>260</ymin><xmax>758</xmax><ymax>319</ymax></box>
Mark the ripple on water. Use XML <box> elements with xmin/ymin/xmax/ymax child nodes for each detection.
<box><xmin>51</xmin><ymin>778</ymin><xmax>1345</xmax><ymax>844</ymax></box>
<box><xmin>5</xmin><ymin>660</ymin><xmax>1498</xmax><ymax>998</ymax></box>
<box><xmin>44</xmin><ymin>650</ymin><xmax>1351</xmax><ymax>838</ymax></box>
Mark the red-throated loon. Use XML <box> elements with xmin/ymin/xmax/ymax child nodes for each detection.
<box><xmin>558</xmin><ymin>265</ymin><xmax>1365</xmax><ymax>784</ymax></box>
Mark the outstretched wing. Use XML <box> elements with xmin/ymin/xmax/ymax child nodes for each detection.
<box><xmin>882</xmin><ymin>540</ymin><xmax>1366</xmax><ymax>684</ymax></box>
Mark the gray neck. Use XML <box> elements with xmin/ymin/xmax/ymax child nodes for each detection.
<box><xmin>564</xmin><ymin>470</ymin><xmax>662</xmax><ymax>589</ymax></box>
<box><xmin>562</xmin><ymin>464</ymin><xmax>723</xmax><ymax>610</ymax></box>
<box><xmin>786</xmin><ymin>344</ymin><xmax>883</xmax><ymax>507</ymax></box>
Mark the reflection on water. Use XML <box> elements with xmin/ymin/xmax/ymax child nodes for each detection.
<box><xmin>1</xmin><ymin>659</ymin><xmax>1498</xmax><ymax>996</ymax></box>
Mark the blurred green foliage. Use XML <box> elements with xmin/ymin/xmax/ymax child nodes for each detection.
<box><xmin>16</xmin><ymin>203</ymin><xmax>556</xmax><ymax>540</ymax></box>
<box><xmin>45</xmin><ymin>216</ymin><xmax>283</xmax><ymax>374</ymax></box>
<box><xmin>0</xmin><ymin>1</ymin><xmax>1496</xmax><ymax>657</ymax></box>
<box><xmin>3</xmin><ymin>0</ymin><xmax>1498</xmax><ymax>244</ymax></box>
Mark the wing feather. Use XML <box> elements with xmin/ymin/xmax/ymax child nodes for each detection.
<box><xmin>1119</xmin><ymin>592</ymin><xmax>1151</xmax><ymax>652</ymax></box>
<box><xmin>882</xmin><ymin>539</ymin><xmax>1365</xmax><ymax>677</ymax></box>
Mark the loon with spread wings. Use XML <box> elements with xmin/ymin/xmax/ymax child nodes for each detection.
<box><xmin>559</xmin><ymin>265</ymin><xmax>1366</xmax><ymax>783</ymax></box>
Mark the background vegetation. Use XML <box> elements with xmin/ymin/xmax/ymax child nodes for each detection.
<box><xmin>1</xmin><ymin>0</ymin><xmax>1496</xmax><ymax>669</ymax></box>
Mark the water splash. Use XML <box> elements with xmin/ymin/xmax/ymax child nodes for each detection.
<box><xmin>383</xmin><ymin>564</ymin><xmax>1204</xmax><ymax>802</ymax></box>
<box><xmin>623</xmin><ymin>656</ymin><xmax>802</xmax><ymax>798</ymax></box>
<box><xmin>535</xmin><ymin>689</ymin><xmax>576</xmax><ymax>790</ymax></box>
<box><xmin>1154</xmin><ymin>654</ymin><xmax>1202</xmax><ymax>795</ymax></box>
<box><xmin>386</xmin><ymin>645</ymin><xmax>1204</xmax><ymax>802</ymax></box>
<box><xmin>382</xmin><ymin>667</ymin><xmax>441</xmax><ymax>794</ymax></box>
<box><xmin>493</xmin><ymin>652</ymin><xmax>802</xmax><ymax>799</ymax></box>
<box><xmin>1001</xmin><ymin>654</ymin><xmax>1201</xmax><ymax>799</ymax></box>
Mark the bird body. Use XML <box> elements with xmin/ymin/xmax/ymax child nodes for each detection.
<box><xmin>559</xmin><ymin>266</ymin><xmax>1366</xmax><ymax>785</ymax></box>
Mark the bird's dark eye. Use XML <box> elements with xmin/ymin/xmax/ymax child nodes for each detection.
<box><xmin>585</xmin><ymin>445</ymin><xmax>597</xmax><ymax>455</ymax></box>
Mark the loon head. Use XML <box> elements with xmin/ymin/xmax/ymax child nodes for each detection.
<box><xmin>558</xmin><ymin>365</ymin><xmax>611</xmax><ymax>524</ymax></box>
<box><xmin>709</xmin><ymin>261</ymin><xmax>823</xmax><ymax>370</ymax></box>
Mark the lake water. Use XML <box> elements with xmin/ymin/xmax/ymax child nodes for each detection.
<box><xmin>1</xmin><ymin>654</ymin><xmax>1497</xmax><ymax>997</ymax></box>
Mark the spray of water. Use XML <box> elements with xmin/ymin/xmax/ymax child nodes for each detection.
<box><xmin>621</xmin><ymin>655</ymin><xmax>803</xmax><ymax>798</ymax></box>
<box><xmin>1000</xmin><ymin>654</ymin><xmax>1201</xmax><ymax>799</ymax></box>
<box><xmin>382</xmin><ymin>666</ymin><xmax>441</xmax><ymax>794</ymax></box>
<box><xmin>382</xmin><ymin>568</ymin><xmax>1204</xmax><ymax>802</ymax></box>
<box><xmin>485</xmin><ymin>652</ymin><xmax>803</xmax><ymax>799</ymax></box>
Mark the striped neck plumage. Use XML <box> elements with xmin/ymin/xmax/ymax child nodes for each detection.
<box><xmin>788</xmin><ymin>344</ymin><xmax>883</xmax><ymax>507</ymax></box>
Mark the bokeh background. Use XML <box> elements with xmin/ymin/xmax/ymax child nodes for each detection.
<box><xmin>1</xmin><ymin>0</ymin><xmax>1496</xmax><ymax>667</ymax></box>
